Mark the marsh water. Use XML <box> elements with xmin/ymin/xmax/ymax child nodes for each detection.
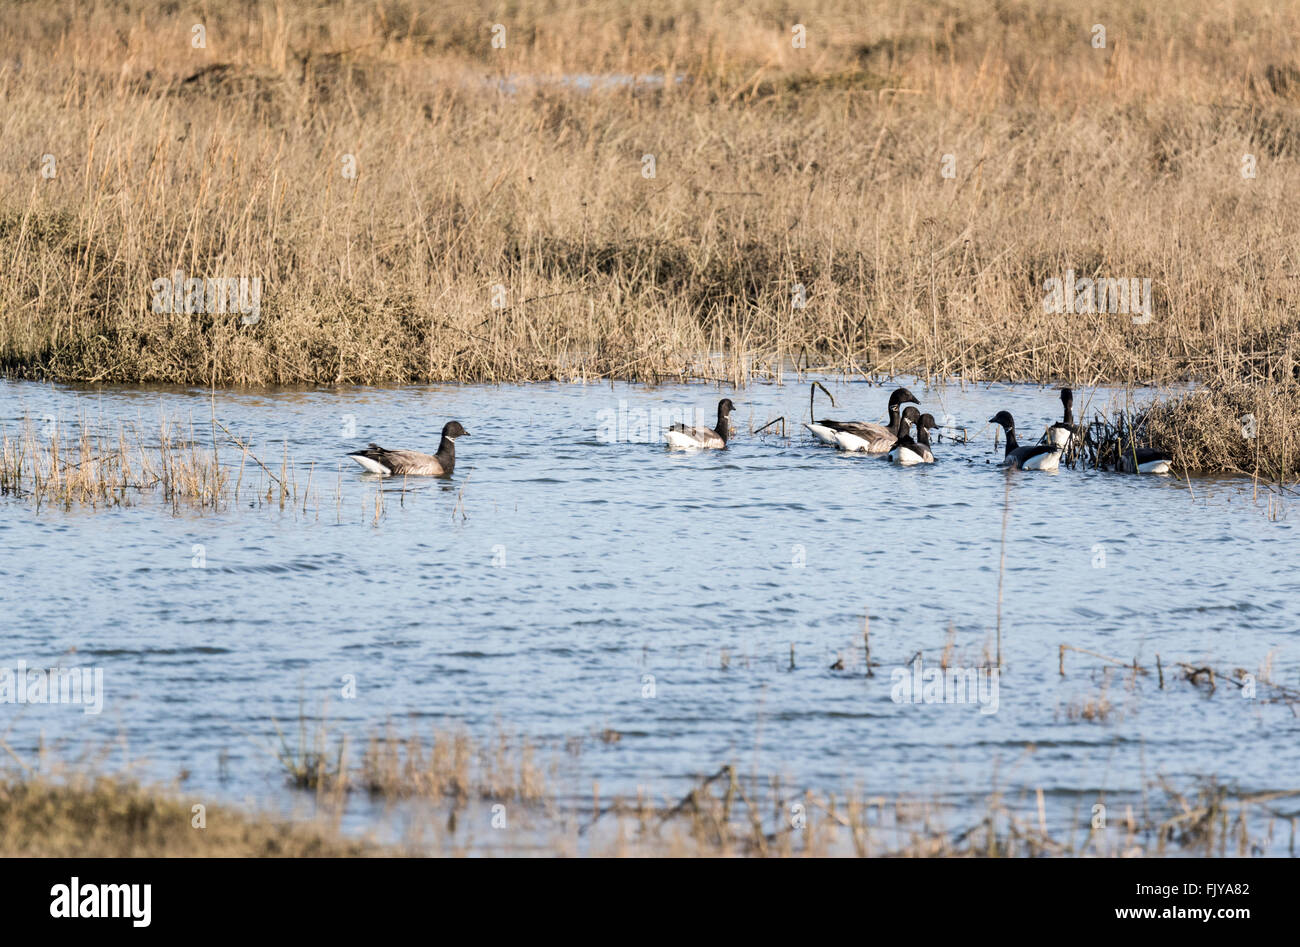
<box><xmin>2</xmin><ymin>377</ymin><xmax>1298</xmax><ymax>851</ymax></box>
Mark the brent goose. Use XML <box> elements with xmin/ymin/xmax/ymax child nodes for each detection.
<box><xmin>805</xmin><ymin>387</ymin><xmax>920</xmax><ymax>453</ymax></box>
<box><xmin>1047</xmin><ymin>388</ymin><xmax>1077</xmax><ymax>449</ymax></box>
<box><xmin>348</xmin><ymin>421</ymin><xmax>469</xmax><ymax>477</ymax></box>
<box><xmin>664</xmin><ymin>398</ymin><xmax>736</xmax><ymax>450</ymax></box>
<box><xmin>989</xmin><ymin>411</ymin><xmax>1061</xmax><ymax>471</ymax></box>
<box><xmin>887</xmin><ymin>408</ymin><xmax>937</xmax><ymax>465</ymax></box>
<box><xmin>1117</xmin><ymin>446</ymin><xmax>1173</xmax><ymax>474</ymax></box>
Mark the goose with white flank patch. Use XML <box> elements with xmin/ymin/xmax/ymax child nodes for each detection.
<box><xmin>887</xmin><ymin>408</ymin><xmax>938</xmax><ymax>465</ymax></box>
<box><xmin>1117</xmin><ymin>446</ymin><xmax>1173</xmax><ymax>474</ymax></box>
<box><xmin>664</xmin><ymin>398</ymin><xmax>736</xmax><ymax>450</ymax></box>
<box><xmin>805</xmin><ymin>387</ymin><xmax>920</xmax><ymax>453</ymax></box>
<box><xmin>348</xmin><ymin>421</ymin><xmax>469</xmax><ymax>477</ymax></box>
<box><xmin>1047</xmin><ymin>388</ymin><xmax>1078</xmax><ymax>449</ymax></box>
<box><xmin>988</xmin><ymin>411</ymin><xmax>1062</xmax><ymax>471</ymax></box>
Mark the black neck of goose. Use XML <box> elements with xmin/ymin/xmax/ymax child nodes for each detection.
<box><xmin>1003</xmin><ymin>425</ymin><xmax>1019</xmax><ymax>455</ymax></box>
<box><xmin>716</xmin><ymin>407</ymin><xmax>730</xmax><ymax>444</ymax></box>
<box><xmin>1061</xmin><ymin>404</ymin><xmax>1073</xmax><ymax>427</ymax></box>
<box><xmin>888</xmin><ymin>401</ymin><xmax>903</xmax><ymax>434</ymax></box>
<box><xmin>436</xmin><ymin>435</ymin><xmax>456</xmax><ymax>466</ymax></box>
<box><xmin>916</xmin><ymin>425</ymin><xmax>931</xmax><ymax>448</ymax></box>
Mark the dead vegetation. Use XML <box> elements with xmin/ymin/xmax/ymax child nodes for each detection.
<box><xmin>0</xmin><ymin>413</ymin><xmax>310</xmax><ymax>512</ymax></box>
<box><xmin>9</xmin><ymin>752</ymin><xmax>1291</xmax><ymax>857</ymax></box>
<box><xmin>271</xmin><ymin>716</ymin><xmax>551</xmax><ymax>807</ymax></box>
<box><xmin>0</xmin><ymin>0</ymin><xmax>1297</xmax><ymax>412</ymax></box>
<box><xmin>1003</xmin><ymin>383</ymin><xmax>1300</xmax><ymax>481</ymax></box>
<box><xmin>0</xmin><ymin>775</ymin><xmax>376</xmax><ymax>856</ymax></box>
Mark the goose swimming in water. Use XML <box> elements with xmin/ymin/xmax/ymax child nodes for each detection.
<box><xmin>887</xmin><ymin>408</ymin><xmax>937</xmax><ymax>465</ymax></box>
<box><xmin>348</xmin><ymin>421</ymin><xmax>469</xmax><ymax>477</ymax></box>
<box><xmin>1047</xmin><ymin>388</ymin><xmax>1077</xmax><ymax>449</ymax></box>
<box><xmin>988</xmin><ymin>411</ymin><xmax>1061</xmax><ymax>471</ymax></box>
<box><xmin>664</xmin><ymin>398</ymin><xmax>735</xmax><ymax>450</ymax></box>
<box><xmin>805</xmin><ymin>387</ymin><xmax>920</xmax><ymax>453</ymax></box>
<box><xmin>1117</xmin><ymin>446</ymin><xmax>1173</xmax><ymax>474</ymax></box>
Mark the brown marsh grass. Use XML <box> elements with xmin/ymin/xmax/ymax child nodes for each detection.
<box><xmin>0</xmin><ymin>775</ymin><xmax>376</xmax><ymax>856</ymax></box>
<box><xmin>6</xmin><ymin>757</ymin><xmax>1293</xmax><ymax>857</ymax></box>
<box><xmin>0</xmin><ymin>415</ymin><xmax>229</xmax><ymax>510</ymax></box>
<box><xmin>1</xmin><ymin>0</ymin><xmax>1298</xmax><ymax>473</ymax></box>
<box><xmin>0</xmin><ymin>413</ymin><xmax>314</xmax><ymax>511</ymax></box>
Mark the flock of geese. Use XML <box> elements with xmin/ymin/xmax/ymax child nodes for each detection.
<box><xmin>345</xmin><ymin>388</ymin><xmax>1174</xmax><ymax>477</ymax></box>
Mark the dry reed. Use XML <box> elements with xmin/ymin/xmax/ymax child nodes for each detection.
<box><xmin>1</xmin><ymin>0</ymin><xmax>1297</xmax><ymax>405</ymax></box>
<box><xmin>0</xmin><ymin>414</ymin><xmax>304</xmax><ymax>511</ymax></box>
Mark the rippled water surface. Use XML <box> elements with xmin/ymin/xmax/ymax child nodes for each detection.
<box><xmin>2</xmin><ymin>377</ymin><xmax>1297</xmax><ymax>848</ymax></box>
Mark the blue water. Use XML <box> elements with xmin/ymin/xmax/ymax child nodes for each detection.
<box><xmin>1</xmin><ymin>377</ymin><xmax>1296</xmax><ymax>851</ymax></box>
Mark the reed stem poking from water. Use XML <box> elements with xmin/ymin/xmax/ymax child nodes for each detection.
<box><xmin>995</xmin><ymin>476</ymin><xmax>1011</xmax><ymax>670</ymax></box>
<box><xmin>863</xmin><ymin>612</ymin><xmax>873</xmax><ymax>678</ymax></box>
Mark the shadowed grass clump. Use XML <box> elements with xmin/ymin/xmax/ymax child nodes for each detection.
<box><xmin>1010</xmin><ymin>378</ymin><xmax>1300</xmax><ymax>480</ymax></box>
<box><xmin>1137</xmin><ymin>382</ymin><xmax>1300</xmax><ymax>482</ymax></box>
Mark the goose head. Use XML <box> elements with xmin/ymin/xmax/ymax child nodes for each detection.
<box><xmin>988</xmin><ymin>411</ymin><xmax>1015</xmax><ymax>431</ymax></box>
<box><xmin>888</xmin><ymin>387</ymin><xmax>921</xmax><ymax>408</ymax></box>
<box><xmin>1059</xmin><ymin>388</ymin><xmax>1073</xmax><ymax>408</ymax></box>
<box><xmin>441</xmin><ymin>421</ymin><xmax>470</xmax><ymax>439</ymax></box>
<box><xmin>918</xmin><ymin>413</ymin><xmax>937</xmax><ymax>433</ymax></box>
<box><xmin>900</xmin><ymin>405</ymin><xmax>921</xmax><ymax>426</ymax></box>
<box><xmin>717</xmin><ymin>398</ymin><xmax>736</xmax><ymax>416</ymax></box>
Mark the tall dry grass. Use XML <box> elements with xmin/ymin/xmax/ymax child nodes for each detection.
<box><xmin>1</xmin><ymin>1</ymin><xmax>1298</xmax><ymax>469</ymax></box>
<box><xmin>1</xmin><ymin>0</ymin><xmax>1297</xmax><ymax>385</ymax></box>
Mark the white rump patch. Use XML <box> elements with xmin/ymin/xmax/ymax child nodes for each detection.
<box><xmin>664</xmin><ymin>429</ymin><xmax>701</xmax><ymax>450</ymax></box>
<box><xmin>1020</xmin><ymin>450</ymin><xmax>1060</xmax><ymax>471</ymax></box>
<box><xmin>890</xmin><ymin>446</ymin><xmax>929</xmax><ymax>466</ymax></box>
<box><xmin>804</xmin><ymin>423</ymin><xmax>839</xmax><ymax>445</ymax></box>
<box><xmin>833</xmin><ymin>431</ymin><xmax>877</xmax><ymax>453</ymax></box>
<box><xmin>1135</xmin><ymin>458</ymin><xmax>1171</xmax><ymax>474</ymax></box>
<box><xmin>349</xmin><ymin>453</ymin><xmax>391</xmax><ymax>475</ymax></box>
